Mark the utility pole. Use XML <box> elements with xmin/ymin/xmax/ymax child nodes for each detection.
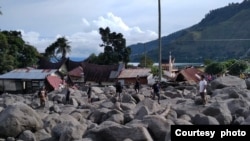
<box><xmin>158</xmin><ymin>0</ymin><xmax>162</xmax><ymax>81</ymax></box>
<box><xmin>144</xmin><ymin>43</ymin><xmax>146</xmax><ymax>68</ymax></box>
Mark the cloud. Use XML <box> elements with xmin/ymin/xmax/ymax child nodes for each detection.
<box><xmin>93</xmin><ymin>12</ymin><xmax>130</xmax><ymax>32</ymax></box>
<box><xmin>21</xmin><ymin>12</ymin><xmax>158</xmax><ymax>59</ymax></box>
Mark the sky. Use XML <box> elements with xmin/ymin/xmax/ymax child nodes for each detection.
<box><xmin>0</xmin><ymin>0</ymin><xmax>244</xmax><ymax>60</ymax></box>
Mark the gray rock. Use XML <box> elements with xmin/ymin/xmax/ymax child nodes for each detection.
<box><xmin>174</xmin><ymin>118</ymin><xmax>193</xmax><ymax>125</ymax></box>
<box><xmin>202</xmin><ymin>102</ymin><xmax>232</xmax><ymax>124</ymax></box>
<box><xmin>232</xmin><ymin>116</ymin><xmax>245</xmax><ymax>125</ymax></box>
<box><xmin>142</xmin><ymin>115</ymin><xmax>171</xmax><ymax>141</ymax></box>
<box><xmin>135</xmin><ymin>106</ymin><xmax>150</xmax><ymax>120</ymax></box>
<box><xmin>85</xmin><ymin>121</ymin><xmax>153</xmax><ymax>141</ymax></box>
<box><xmin>18</xmin><ymin>130</ymin><xmax>36</xmax><ymax>141</ymax></box>
<box><xmin>192</xmin><ymin>114</ymin><xmax>220</xmax><ymax>125</ymax></box>
<box><xmin>226</xmin><ymin>99</ymin><xmax>250</xmax><ymax>117</ymax></box>
<box><xmin>211</xmin><ymin>75</ymin><xmax>247</xmax><ymax>90</ymax></box>
<box><xmin>245</xmin><ymin>78</ymin><xmax>250</xmax><ymax>90</ymax></box>
<box><xmin>52</xmin><ymin>120</ymin><xmax>87</xmax><ymax>141</ymax></box>
<box><xmin>133</xmin><ymin>98</ymin><xmax>161</xmax><ymax>115</ymax></box>
<box><xmin>34</xmin><ymin>129</ymin><xmax>52</xmax><ymax>141</ymax></box>
<box><xmin>0</xmin><ymin>103</ymin><xmax>43</xmax><ymax>138</ymax></box>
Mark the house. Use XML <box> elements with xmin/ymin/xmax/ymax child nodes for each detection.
<box><xmin>81</xmin><ymin>62</ymin><xmax>124</xmax><ymax>84</ymax></box>
<box><xmin>0</xmin><ymin>68</ymin><xmax>58</xmax><ymax>94</ymax></box>
<box><xmin>38</xmin><ymin>57</ymin><xmax>84</xmax><ymax>86</ymax></box>
<box><xmin>117</xmin><ymin>68</ymin><xmax>152</xmax><ymax>85</ymax></box>
<box><xmin>174</xmin><ymin>67</ymin><xmax>205</xmax><ymax>85</ymax></box>
<box><xmin>37</xmin><ymin>57</ymin><xmax>83</xmax><ymax>76</ymax></box>
<box><xmin>37</xmin><ymin>57</ymin><xmax>123</xmax><ymax>85</ymax></box>
<box><xmin>68</xmin><ymin>66</ymin><xmax>84</xmax><ymax>85</ymax></box>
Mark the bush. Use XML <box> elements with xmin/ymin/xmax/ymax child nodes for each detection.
<box><xmin>205</xmin><ymin>62</ymin><xmax>226</xmax><ymax>75</ymax></box>
<box><xmin>228</xmin><ymin>60</ymin><xmax>248</xmax><ymax>75</ymax></box>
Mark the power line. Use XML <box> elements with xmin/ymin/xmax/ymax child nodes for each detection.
<box><xmin>177</xmin><ymin>38</ymin><xmax>250</xmax><ymax>42</ymax></box>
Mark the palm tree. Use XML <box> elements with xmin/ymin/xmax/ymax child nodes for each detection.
<box><xmin>55</xmin><ymin>37</ymin><xmax>71</xmax><ymax>60</ymax></box>
<box><xmin>44</xmin><ymin>37</ymin><xmax>71</xmax><ymax>61</ymax></box>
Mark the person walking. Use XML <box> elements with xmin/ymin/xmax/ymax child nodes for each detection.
<box><xmin>152</xmin><ymin>80</ymin><xmax>161</xmax><ymax>104</ymax></box>
<box><xmin>134</xmin><ymin>75</ymin><xmax>140</xmax><ymax>94</ymax></box>
<box><xmin>199</xmin><ymin>74</ymin><xmax>208</xmax><ymax>105</ymax></box>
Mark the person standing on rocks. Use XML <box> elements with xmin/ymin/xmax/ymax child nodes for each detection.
<box><xmin>134</xmin><ymin>75</ymin><xmax>140</xmax><ymax>94</ymax></box>
<box><xmin>115</xmin><ymin>81</ymin><xmax>123</xmax><ymax>102</ymax></box>
<box><xmin>65</xmin><ymin>85</ymin><xmax>71</xmax><ymax>104</ymax></box>
<box><xmin>38</xmin><ymin>86</ymin><xmax>47</xmax><ymax>107</ymax></box>
<box><xmin>152</xmin><ymin>80</ymin><xmax>161</xmax><ymax>104</ymax></box>
<box><xmin>199</xmin><ymin>74</ymin><xmax>208</xmax><ymax>105</ymax></box>
<box><xmin>87</xmin><ymin>83</ymin><xmax>92</xmax><ymax>103</ymax></box>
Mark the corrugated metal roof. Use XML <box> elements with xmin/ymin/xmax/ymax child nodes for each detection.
<box><xmin>0</xmin><ymin>68</ymin><xmax>57</xmax><ymax>80</ymax></box>
<box><xmin>118</xmin><ymin>68</ymin><xmax>151</xmax><ymax>78</ymax></box>
<box><xmin>175</xmin><ymin>67</ymin><xmax>204</xmax><ymax>84</ymax></box>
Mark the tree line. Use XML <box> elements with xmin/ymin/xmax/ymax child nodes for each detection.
<box><xmin>0</xmin><ymin>29</ymin><xmax>248</xmax><ymax>77</ymax></box>
<box><xmin>0</xmin><ymin>27</ymin><xmax>132</xmax><ymax>74</ymax></box>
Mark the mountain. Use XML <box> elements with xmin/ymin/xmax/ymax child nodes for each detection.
<box><xmin>129</xmin><ymin>0</ymin><xmax>250</xmax><ymax>63</ymax></box>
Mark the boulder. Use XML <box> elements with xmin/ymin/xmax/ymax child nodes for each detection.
<box><xmin>85</xmin><ymin>121</ymin><xmax>153</xmax><ymax>141</ymax></box>
<box><xmin>52</xmin><ymin>120</ymin><xmax>87</xmax><ymax>141</ymax></box>
<box><xmin>210</xmin><ymin>75</ymin><xmax>247</xmax><ymax>90</ymax></box>
<box><xmin>0</xmin><ymin>103</ymin><xmax>43</xmax><ymax>138</ymax></box>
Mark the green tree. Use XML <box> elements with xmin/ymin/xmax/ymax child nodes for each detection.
<box><xmin>19</xmin><ymin>44</ymin><xmax>40</xmax><ymax>67</ymax></box>
<box><xmin>151</xmin><ymin>66</ymin><xmax>159</xmax><ymax>76</ymax></box>
<box><xmin>0</xmin><ymin>31</ymin><xmax>39</xmax><ymax>74</ymax></box>
<box><xmin>44</xmin><ymin>37</ymin><xmax>71</xmax><ymax>61</ymax></box>
<box><xmin>205</xmin><ymin>62</ymin><xmax>226</xmax><ymax>75</ymax></box>
<box><xmin>223</xmin><ymin>59</ymin><xmax>237</xmax><ymax>68</ymax></box>
<box><xmin>228</xmin><ymin>60</ymin><xmax>248</xmax><ymax>75</ymax></box>
<box><xmin>86</xmin><ymin>53</ymin><xmax>98</xmax><ymax>63</ymax></box>
<box><xmin>98</xmin><ymin>27</ymin><xmax>131</xmax><ymax>66</ymax></box>
<box><xmin>139</xmin><ymin>55</ymin><xmax>154</xmax><ymax>68</ymax></box>
<box><xmin>203</xmin><ymin>59</ymin><xmax>214</xmax><ymax>66</ymax></box>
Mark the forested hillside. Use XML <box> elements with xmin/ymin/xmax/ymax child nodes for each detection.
<box><xmin>129</xmin><ymin>0</ymin><xmax>250</xmax><ymax>63</ymax></box>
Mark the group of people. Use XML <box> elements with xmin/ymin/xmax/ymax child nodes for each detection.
<box><xmin>37</xmin><ymin>74</ymin><xmax>208</xmax><ymax>108</ymax></box>
<box><xmin>38</xmin><ymin>82</ymin><xmax>93</xmax><ymax>108</ymax></box>
<box><xmin>114</xmin><ymin>75</ymin><xmax>161</xmax><ymax>104</ymax></box>
<box><xmin>134</xmin><ymin>74</ymin><xmax>207</xmax><ymax>106</ymax></box>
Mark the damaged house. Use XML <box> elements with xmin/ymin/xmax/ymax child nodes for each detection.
<box><xmin>174</xmin><ymin>67</ymin><xmax>205</xmax><ymax>85</ymax></box>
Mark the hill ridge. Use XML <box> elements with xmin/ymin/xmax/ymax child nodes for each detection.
<box><xmin>129</xmin><ymin>1</ymin><xmax>250</xmax><ymax>63</ymax></box>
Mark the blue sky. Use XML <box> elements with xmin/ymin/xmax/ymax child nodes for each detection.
<box><xmin>0</xmin><ymin>0</ymin><xmax>244</xmax><ymax>60</ymax></box>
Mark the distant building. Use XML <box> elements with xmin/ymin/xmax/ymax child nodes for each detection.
<box><xmin>0</xmin><ymin>68</ymin><xmax>58</xmax><ymax>94</ymax></box>
<box><xmin>117</xmin><ymin>68</ymin><xmax>152</xmax><ymax>85</ymax></box>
